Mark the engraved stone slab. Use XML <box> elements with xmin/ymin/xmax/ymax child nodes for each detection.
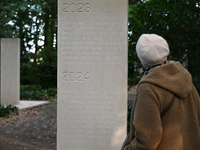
<box><xmin>1</xmin><ymin>38</ymin><xmax>20</xmax><ymax>105</ymax></box>
<box><xmin>57</xmin><ymin>1</ymin><xmax>128</xmax><ymax>149</ymax></box>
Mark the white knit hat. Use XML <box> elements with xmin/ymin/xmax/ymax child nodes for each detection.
<box><xmin>136</xmin><ymin>34</ymin><xmax>170</xmax><ymax>68</ymax></box>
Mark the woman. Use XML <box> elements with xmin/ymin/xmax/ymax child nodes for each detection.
<box><xmin>122</xmin><ymin>34</ymin><xmax>200</xmax><ymax>150</ymax></box>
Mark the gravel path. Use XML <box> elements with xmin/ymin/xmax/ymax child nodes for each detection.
<box><xmin>0</xmin><ymin>86</ymin><xmax>136</xmax><ymax>150</ymax></box>
<box><xmin>0</xmin><ymin>99</ymin><xmax>57</xmax><ymax>150</ymax></box>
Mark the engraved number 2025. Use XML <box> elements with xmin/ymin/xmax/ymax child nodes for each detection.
<box><xmin>63</xmin><ymin>3</ymin><xmax>91</xmax><ymax>13</ymax></box>
<box><xmin>62</xmin><ymin>71</ymin><xmax>90</xmax><ymax>82</ymax></box>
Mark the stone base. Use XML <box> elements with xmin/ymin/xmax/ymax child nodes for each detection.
<box><xmin>15</xmin><ymin>100</ymin><xmax>50</xmax><ymax>110</ymax></box>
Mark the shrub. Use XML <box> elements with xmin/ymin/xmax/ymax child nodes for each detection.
<box><xmin>20</xmin><ymin>85</ymin><xmax>57</xmax><ymax>100</ymax></box>
<box><xmin>0</xmin><ymin>104</ymin><xmax>18</xmax><ymax>117</ymax></box>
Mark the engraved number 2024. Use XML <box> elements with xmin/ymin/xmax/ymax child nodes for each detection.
<box><xmin>63</xmin><ymin>3</ymin><xmax>91</xmax><ymax>13</ymax></box>
<box><xmin>62</xmin><ymin>71</ymin><xmax>90</xmax><ymax>82</ymax></box>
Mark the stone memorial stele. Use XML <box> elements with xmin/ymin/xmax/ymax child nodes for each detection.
<box><xmin>1</xmin><ymin>38</ymin><xmax>20</xmax><ymax>105</ymax></box>
<box><xmin>57</xmin><ymin>0</ymin><xmax>128</xmax><ymax>149</ymax></box>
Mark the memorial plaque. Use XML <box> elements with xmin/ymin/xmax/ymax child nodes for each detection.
<box><xmin>57</xmin><ymin>0</ymin><xmax>128</xmax><ymax>149</ymax></box>
<box><xmin>1</xmin><ymin>38</ymin><xmax>20</xmax><ymax>105</ymax></box>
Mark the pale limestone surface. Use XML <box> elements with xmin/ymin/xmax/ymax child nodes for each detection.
<box><xmin>1</xmin><ymin>38</ymin><xmax>20</xmax><ymax>105</ymax></box>
<box><xmin>15</xmin><ymin>100</ymin><xmax>50</xmax><ymax>110</ymax></box>
<box><xmin>57</xmin><ymin>0</ymin><xmax>128</xmax><ymax>149</ymax></box>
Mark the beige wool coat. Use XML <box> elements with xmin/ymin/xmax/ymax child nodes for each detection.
<box><xmin>123</xmin><ymin>61</ymin><xmax>200</xmax><ymax>150</ymax></box>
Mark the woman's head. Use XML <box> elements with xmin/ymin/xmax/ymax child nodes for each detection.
<box><xmin>136</xmin><ymin>34</ymin><xmax>170</xmax><ymax>69</ymax></box>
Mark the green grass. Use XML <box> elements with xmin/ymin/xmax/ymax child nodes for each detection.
<box><xmin>45</xmin><ymin>103</ymin><xmax>57</xmax><ymax>108</ymax></box>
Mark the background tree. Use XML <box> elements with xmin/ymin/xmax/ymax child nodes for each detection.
<box><xmin>0</xmin><ymin>0</ymin><xmax>57</xmax><ymax>88</ymax></box>
<box><xmin>128</xmin><ymin>0</ymin><xmax>200</xmax><ymax>92</ymax></box>
<box><xmin>1</xmin><ymin>0</ymin><xmax>200</xmax><ymax>92</ymax></box>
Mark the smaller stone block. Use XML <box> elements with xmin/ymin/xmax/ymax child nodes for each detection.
<box><xmin>1</xmin><ymin>38</ymin><xmax>20</xmax><ymax>105</ymax></box>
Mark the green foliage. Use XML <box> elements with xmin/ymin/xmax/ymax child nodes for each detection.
<box><xmin>0</xmin><ymin>0</ymin><xmax>57</xmax><ymax>88</ymax></box>
<box><xmin>21</xmin><ymin>50</ymin><xmax>57</xmax><ymax>88</ymax></box>
<box><xmin>42</xmin><ymin>103</ymin><xmax>57</xmax><ymax>111</ymax></box>
<box><xmin>127</xmin><ymin>105</ymin><xmax>132</xmax><ymax>134</ymax></box>
<box><xmin>1</xmin><ymin>0</ymin><xmax>200</xmax><ymax>92</ymax></box>
<box><xmin>0</xmin><ymin>104</ymin><xmax>19</xmax><ymax>117</ymax></box>
<box><xmin>20</xmin><ymin>85</ymin><xmax>57</xmax><ymax>100</ymax></box>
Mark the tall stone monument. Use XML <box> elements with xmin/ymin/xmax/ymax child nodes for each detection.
<box><xmin>1</xmin><ymin>38</ymin><xmax>20</xmax><ymax>105</ymax></box>
<box><xmin>57</xmin><ymin>1</ymin><xmax>128</xmax><ymax>149</ymax></box>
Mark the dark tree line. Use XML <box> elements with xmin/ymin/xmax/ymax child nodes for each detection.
<box><xmin>128</xmin><ymin>0</ymin><xmax>200</xmax><ymax>92</ymax></box>
<box><xmin>1</xmin><ymin>0</ymin><xmax>200</xmax><ymax>92</ymax></box>
<box><xmin>0</xmin><ymin>0</ymin><xmax>57</xmax><ymax>88</ymax></box>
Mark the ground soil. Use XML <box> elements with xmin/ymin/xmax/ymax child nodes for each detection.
<box><xmin>0</xmin><ymin>99</ymin><xmax>57</xmax><ymax>150</ymax></box>
<box><xmin>0</xmin><ymin>86</ymin><xmax>136</xmax><ymax>150</ymax></box>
